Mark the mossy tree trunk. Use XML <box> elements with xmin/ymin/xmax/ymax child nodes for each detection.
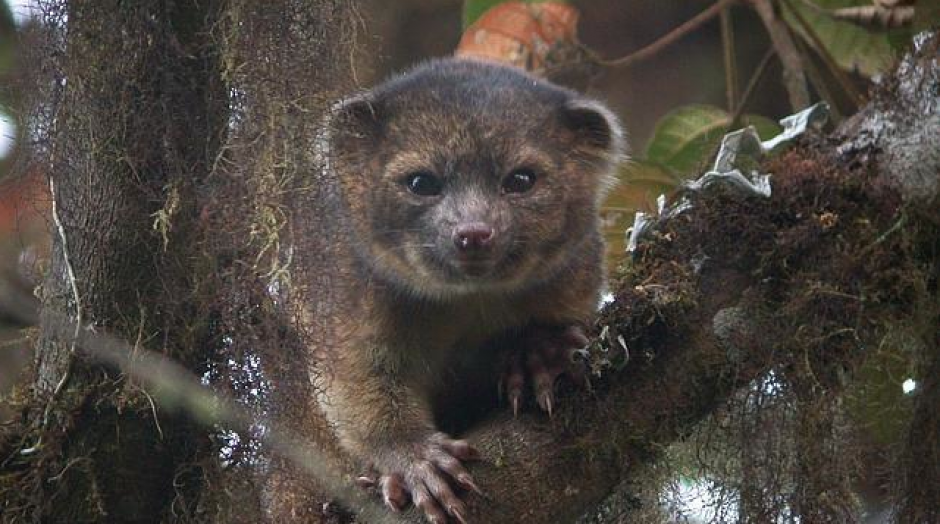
<box><xmin>22</xmin><ymin>2</ymin><xmax>226</xmax><ymax>522</ymax></box>
<box><xmin>4</xmin><ymin>1</ymin><xmax>360</xmax><ymax>522</ymax></box>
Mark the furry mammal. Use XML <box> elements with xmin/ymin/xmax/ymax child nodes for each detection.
<box><xmin>298</xmin><ymin>58</ymin><xmax>623</xmax><ymax>523</ymax></box>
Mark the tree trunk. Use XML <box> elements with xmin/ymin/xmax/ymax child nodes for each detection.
<box><xmin>10</xmin><ymin>1</ymin><xmax>226</xmax><ymax>522</ymax></box>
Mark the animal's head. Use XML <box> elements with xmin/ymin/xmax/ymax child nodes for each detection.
<box><xmin>329</xmin><ymin>58</ymin><xmax>624</xmax><ymax>299</ymax></box>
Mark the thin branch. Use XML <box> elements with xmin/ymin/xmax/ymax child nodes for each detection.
<box><xmin>0</xmin><ymin>337</ymin><xmax>29</xmax><ymax>350</ymax></box>
<box><xmin>791</xmin><ymin>30</ymin><xmax>846</xmax><ymax>123</ymax></box>
<box><xmin>781</xmin><ymin>0</ymin><xmax>864</xmax><ymax>110</ymax></box>
<box><xmin>588</xmin><ymin>0</ymin><xmax>739</xmax><ymax>69</ymax></box>
<box><xmin>750</xmin><ymin>0</ymin><xmax>811</xmax><ymax>110</ymax></box>
<box><xmin>731</xmin><ymin>46</ymin><xmax>776</xmax><ymax>125</ymax></box>
<box><xmin>19</xmin><ymin>307</ymin><xmax>406</xmax><ymax>524</ymax></box>
<box><xmin>721</xmin><ymin>6</ymin><xmax>739</xmax><ymax>111</ymax></box>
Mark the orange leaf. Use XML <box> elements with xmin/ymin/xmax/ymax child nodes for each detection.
<box><xmin>455</xmin><ymin>2</ymin><xmax>579</xmax><ymax>72</ymax></box>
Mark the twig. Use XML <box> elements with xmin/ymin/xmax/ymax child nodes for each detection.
<box><xmin>865</xmin><ymin>212</ymin><xmax>908</xmax><ymax>251</ymax></box>
<box><xmin>0</xmin><ymin>337</ymin><xmax>29</xmax><ymax>350</ymax></box>
<box><xmin>721</xmin><ymin>6</ymin><xmax>739</xmax><ymax>111</ymax></box>
<box><xmin>731</xmin><ymin>46</ymin><xmax>776</xmax><ymax>125</ymax></box>
<box><xmin>781</xmin><ymin>0</ymin><xmax>863</xmax><ymax>110</ymax></box>
<box><xmin>47</xmin><ymin>457</ymin><xmax>90</xmax><ymax>483</ymax></box>
<box><xmin>588</xmin><ymin>0</ymin><xmax>739</xmax><ymax>69</ymax></box>
<box><xmin>791</xmin><ymin>30</ymin><xmax>846</xmax><ymax>123</ymax></box>
<box><xmin>32</xmin><ymin>308</ymin><xmax>404</xmax><ymax>524</ymax></box>
<box><xmin>750</xmin><ymin>0</ymin><xmax>811</xmax><ymax>110</ymax></box>
<box><xmin>143</xmin><ymin>389</ymin><xmax>164</xmax><ymax>441</ymax></box>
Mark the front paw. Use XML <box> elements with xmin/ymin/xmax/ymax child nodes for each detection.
<box><xmin>357</xmin><ymin>433</ymin><xmax>481</xmax><ymax>524</ymax></box>
<box><xmin>500</xmin><ymin>324</ymin><xmax>590</xmax><ymax>416</ymax></box>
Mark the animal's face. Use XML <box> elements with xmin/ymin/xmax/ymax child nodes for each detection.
<box><xmin>330</xmin><ymin>59</ymin><xmax>623</xmax><ymax>299</ymax></box>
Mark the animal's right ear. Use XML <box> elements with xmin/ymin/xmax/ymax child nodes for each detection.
<box><xmin>560</xmin><ymin>99</ymin><xmax>625</xmax><ymax>155</ymax></box>
<box><xmin>329</xmin><ymin>95</ymin><xmax>384</xmax><ymax>145</ymax></box>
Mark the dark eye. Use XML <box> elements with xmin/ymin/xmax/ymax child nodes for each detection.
<box><xmin>502</xmin><ymin>168</ymin><xmax>537</xmax><ymax>194</ymax></box>
<box><xmin>404</xmin><ymin>171</ymin><xmax>443</xmax><ymax>196</ymax></box>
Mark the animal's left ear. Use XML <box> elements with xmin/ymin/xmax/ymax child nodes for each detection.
<box><xmin>559</xmin><ymin>99</ymin><xmax>625</xmax><ymax>156</ymax></box>
<box><xmin>330</xmin><ymin>94</ymin><xmax>384</xmax><ymax>144</ymax></box>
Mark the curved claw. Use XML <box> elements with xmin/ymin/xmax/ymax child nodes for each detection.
<box><xmin>501</xmin><ymin>350</ymin><xmax>526</xmax><ymax>417</ymax></box>
<box><xmin>538</xmin><ymin>391</ymin><xmax>553</xmax><ymax>417</ymax></box>
<box><xmin>498</xmin><ymin>324</ymin><xmax>591</xmax><ymax>416</ymax></box>
<box><xmin>381</xmin><ymin>473</ymin><xmax>408</xmax><ymax>512</ymax></box>
<box><xmin>357</xmin><ymin>435</ymin><xmax>481</xmax><ymax>523</ymax></box>
<box><xmin>356</xmin><ymin>475</ymin><xmax>376</xmax><ymax>489</ymax></box>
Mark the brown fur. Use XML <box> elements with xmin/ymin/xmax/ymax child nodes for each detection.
<box><xmin>287</xmin><ymin>58</ymin><xmax>623</xmax><ymax>521</ymax></box>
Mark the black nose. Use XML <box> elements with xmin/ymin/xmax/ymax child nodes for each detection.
<box><xmin>453</xmin><ymin>223</ymin><xmax>494</xmax><ymax>252</ymax></box>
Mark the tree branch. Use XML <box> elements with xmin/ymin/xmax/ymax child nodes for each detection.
<box><xmin>588</xmin><ymin>0</ymin><xmax>738</xmax><ymax>69</ymax></box>
<box><xmin>750</xmin><ymin>0</ymin><xmax>811</xmax><ymax>110</ymax></box>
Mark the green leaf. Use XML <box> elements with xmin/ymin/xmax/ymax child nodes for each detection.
<box><xmin>887</xmin><ymin>28</ymin><xmax>916</xmax><ymax>53</ymax></box>
<box><xmin>601</xmin><ymin>159</ymin><xmax>678</xmax><ymax>272</ymax></box>
<box><xmin>888</xmin><ymin>2</ymin><xmax>940</xmax><ymax>53</ymax></box>
<box><xmin>463</xmin><ymin>0</ymin><xmax>503</xmax><ymax>27</ymax></box>
<box><xmin>782</xmin><ymin>0</ymin><xmax>896</xmax><ymax>77</ymax></box>
<box><xmin>607</xmin><ymin>159</ymin><xmax>680</xmax><ymax>212</ymax></box>
<box><xmin>462</xmin><ymin>0</ymin><xmax>566</xmax><ymax>29</ymax></box>
<box><xmin>645</xmin><ymin>105</ymin><xmax>731</xmax><ymax>177</ymax></box>
<box><xmin>644</xmin><ymin>105</ymin><xmax>784</xmax><ymax>179</ymax></box>
<box><xmin>739</xmin><ymin>114</ymin><xmax>784</xmax><ymax>142</ymax></box>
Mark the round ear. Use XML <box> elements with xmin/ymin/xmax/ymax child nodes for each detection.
<box><xmin>559</xmin><ymin>98</ymin><xmax>625</xmax><ymax>157</ymax></box>
<box><xmin>329</xmin><ymin>94</ymin><xmax>384</xmax><ymax>145</ymax></box>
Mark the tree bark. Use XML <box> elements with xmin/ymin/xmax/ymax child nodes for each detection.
<box><xmin>14</xmin><ymin>1</ymin><xmax>226</xmax><ymax>522</ymax></box>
